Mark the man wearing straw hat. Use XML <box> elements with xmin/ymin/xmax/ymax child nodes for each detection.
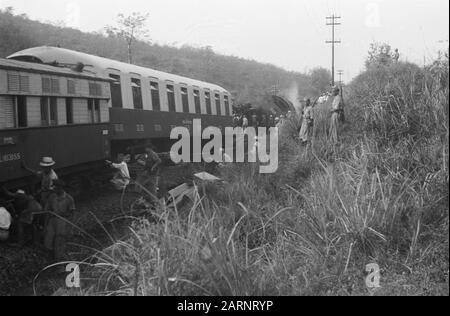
<box><xmin>22</xmin><ymin>156</ymin><xmax>59</xmax><ymax>206</ymax></box>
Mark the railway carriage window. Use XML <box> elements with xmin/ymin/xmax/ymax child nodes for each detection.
<box><xmin>51</xmin><ymin>79</ymin><xmax>60</xmax><ymax>94</ymax></box>
<box><xmin>49</xmin><ymin>97</ymin><xmax>58</xmax><ymax>126</ymax></box>
<box><xmin>42</xmin><ymin>78</ymin><xmax>51</xmax><ymax>93</ymax></box>
<box><xmin>20</xmin><ymin>76</ymin><xmax>30</xmax><ymax>92</ymax></box>
<box><xmin>87</xmin><ymin>99</ymin><xmax>101</xmax><ymax>123</ymax></box>
<box><xmin>0</xmin><ymin>96</ymin><xmax>15</xmax><ymax>129</ymax></box>
<box><xmin>42</xmin><ymin>77</ymin><xmax>60</xmax><ymax>94</ymax></box>
<box><xmin>193</xmin><ymin>89</ymin><xmax>201</xmax><ymax>114</ymax></box>
<box><xmin>131</xmin><ymin>78</ymin><xmax>143</xmax><ymax>110</ymax></box>
<box><xmin>88</xmin><ymin>99</ymin><xmax>94</xmax><ymax>123</ymax></box>
<box><xmin>150</xmin><ymin>81</ymin><xmax>160</xmax><ymax>111</ymax></box>
<box><xmin>94</xmin><ymin>100</ymin><xmax>101</xmax><ymax>123</ymax></box>
<box><xmin>109</xmin><ymin>74</ymin><xmax>123</xmax><ymax>108</ymax></box>
<box><xmin>67</xmin><ymin>80</ymin><xmax>76</xmax><ymax>95</ymax></box>
<box><xmin>166</xmin><ymin>85</ymin><xmax>176</xmax><ymax>112</ymax></box>
<box><xmin>204</xmin><ymin>91</ymin><xmax>212</xmax><ymax>115</ymax></box>
<box><xmin>66</xmin><ymin>98</ymin><xmax>74</xmax><ymax>124</ymax></box>
<box><xmin>181</xmin><ymin>87</ymin><xmax>189</xmax><ymax>113</ymax></box>
<box><xmin>89</xmin><ymin>83</ymin><xmax>102</xmax><ymax>97</ymax></box>
<box><xmin>7</xmin><ymin>74</ymin><xmax>30</xmax><ymax>92</ymax></box>
<box><xmin>7</xmin><ymin>73</ymin><xmax>20</xmax><ymax>91</ymax></box>
<box><xmin>224</xmin><ymin>95</ymin><xmax>230</xmax><ymax>116</ymax></box>
<box><xmin>215</xmin><ymin>93</ymin><xmax>221</xmax><ymax>116</ymax></box>
<box><xmin>40</xmin><ymin>97</ymin><xmax>49</xmax><ymax>126</ymax></box>
<box><xmin>17</xmin><ymin>96</ymin><xmax>27</xmax><ymax>128</ymax></box>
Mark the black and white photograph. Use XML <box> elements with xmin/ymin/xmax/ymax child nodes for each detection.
<box><xmin>0</xmin><ymin>0</ymin><xmax>448</xmax><ymax>300</ymax></box>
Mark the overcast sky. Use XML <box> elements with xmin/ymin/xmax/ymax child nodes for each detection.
<box><xmin>1</xmin><ymin>0</ymin><xmax>448</xmax><ymax>82</ymax></box>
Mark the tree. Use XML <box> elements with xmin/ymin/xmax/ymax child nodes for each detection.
<box><xmin>106</xmin><ymin>12</ymin><xmax>150</xmax><ymax>64</ymax></box>
<box><xmin>366</xmin><ymin>42</ymin><xmax>394</xmax><ymax>68</ymax></box>
<box><xmin>309</xmin><ymin>67</ymin><xmax>332</xmax><ymax>95</ymax></box>
<box><xmin>1</xmin><ymin>6</ymin><xmax>15</xmax><ymax>15</ymax></box>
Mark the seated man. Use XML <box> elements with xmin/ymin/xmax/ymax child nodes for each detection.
<box><xmin>44</xmin><ymin>180</ymin><xmax>76</xmax><ymax>262</ymax></box>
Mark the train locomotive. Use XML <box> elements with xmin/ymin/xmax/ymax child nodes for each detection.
<box><xmin>0</xmin><ymin>46</ymin><xmax>233</xmax><ymax>187</ymax></box>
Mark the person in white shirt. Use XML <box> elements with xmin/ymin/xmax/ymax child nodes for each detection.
<box><xmin>106</xmin><ymin>154</ymin><xmax>130</xmax><ymax>191</ymax></box>
<box><xmin>299</xmin><ymin>99</ymin><xmax>314</xmax><ymax>145</ymax></box>
<box><xmin>0</xmin><ymin>204</ymin><xmax>12</xmax><ymax>242</ymax></box>
<box><xmin>242</xmin><ymin>116</ymin><xmax>249</xmax><ymax>130</ymax></box>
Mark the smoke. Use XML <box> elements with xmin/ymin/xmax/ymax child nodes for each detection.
<box><xmin>281</xmin><ymin>81</ymin><xmax>301</xmax><ymax>114</ymax></box>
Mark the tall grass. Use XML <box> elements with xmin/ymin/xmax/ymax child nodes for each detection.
<box><xmin>64</xmin><ymin>55</ymin><xmax>449</xmax><ymax>296</ymax></box>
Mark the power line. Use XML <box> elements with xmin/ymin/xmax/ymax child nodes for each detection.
<box><xmin>326</xmin><ymin>14</ymin><xmax>341</xmax><ymax>86</ymax></box>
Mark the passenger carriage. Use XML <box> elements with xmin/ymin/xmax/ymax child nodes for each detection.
<box><xmin>8</xmin><ymin>47</ymin><xmax>234</xmax><ymax>152</ymax></box>
<box><xmin>1</xmin><ymin>46</ymin><xmax>233</xmax><ymax>186</ymax></box>
<box><xmin>0</xmin><ymin>58</ymin><xmax>111</xmax><ymax>186</ymax></box>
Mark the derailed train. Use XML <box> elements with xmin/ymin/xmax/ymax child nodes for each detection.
<box><xmin>0</xmin><ymin>46</ymin><xmax>233</xmax><ymax>186</ymax></box>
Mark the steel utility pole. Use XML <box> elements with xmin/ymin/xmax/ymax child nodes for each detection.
<box><xmin>326</xmin><ymin>14</ymin><xmax>341</xmax><ymax>86</ymax></box>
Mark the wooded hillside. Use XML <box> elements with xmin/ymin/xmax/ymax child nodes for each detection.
<box><xmin>0</xmin><ymin>8</ymin><xmax>331</xmax><ymax>108</ymax></box>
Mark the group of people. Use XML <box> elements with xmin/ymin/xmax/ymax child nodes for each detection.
<box><xmin>106</xmin><ymin>144</ymin><xmax>162</xmax><ymax>200</ymax></box>
<box><xmin>232</xmin><ymin>85</ymin><xmax>345</xmax><ymax>147</ymax></box>
<box><xmin>297</xmin><ymin>85</ymin><xmax>345</xmax><ymax>146</ymax></box>
<box><xmin>233</xmin><ymin>113</ymin><xmax>279</xmax><ymax>130</ymax></box>
<box><xmin>0</xmin><ymin>157</ymin><xmax>75</xmax><ymax>263</ymax></box>
<box><xmin>0</xmin><ymin>144</ymin><xmax>163</xmax><ymax>263</ymax></box>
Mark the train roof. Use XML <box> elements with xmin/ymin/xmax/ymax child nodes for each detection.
<box><xmin>8</xmin><ymin>46</ymin><xmax>230</xmax><ymax>93</ymax></box>
<box><xmin>0</xmin><ymin>57</ymin><xmax>111</xmax><ymax>81</ymax></box>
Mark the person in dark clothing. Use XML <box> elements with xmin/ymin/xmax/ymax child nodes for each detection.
<box><xmin>2</xmin><ymin>187</ymin><xmax>42</xmax><ymax>246</ymax></box>
<box><xmin>44</xmin><ymin>180</ymin><xmax>76</xmax><ymax>262</ymax></box>
<box><xmin>135</xmin><ymin>145</ymin><xmax>162</xmax><ymax>201</ymax></box>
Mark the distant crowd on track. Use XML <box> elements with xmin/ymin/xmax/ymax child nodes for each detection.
<box><xmin>233</xmin><ymin>84</ymin><xmax>345</xmax><ymax>146</ymax></box>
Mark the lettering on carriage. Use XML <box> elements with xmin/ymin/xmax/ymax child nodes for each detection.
<box><xmin>0</xmin><ymin>153</ymin><xmax>21</xmax><ymax>164</ymax></box>
<box><xmin>1</xmin><ymin>136</ymin><xmax>17</xmax><ymax>146</ymax></box>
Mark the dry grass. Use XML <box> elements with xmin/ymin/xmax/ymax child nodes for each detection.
<box><xmin>61</xmin><ymin>55</ymin><xmax>449</xmax><ymax>296</ymax></box>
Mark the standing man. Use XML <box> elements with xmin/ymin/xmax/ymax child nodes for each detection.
<box><xmin>329</xmin><ymin>86</ymin><xmax>345</xmax><ymax>144</ymax></box>
<box><xmin>22</xmin><ymin>157</ymin><xmax>58</xmax><ymax>240</ymax></box>
<box><xmin>136</xmin><ymin>145</ymin><xmax>162</xmax><ymax>201</ymax></box>
<box><xmin>22</xmin><ymin>157</ymin><xmax>58</xmax><ymax>206</ymax></box>
<box><xmin>251</xmin><ymin>114</ymin><xmax>258</xmax><ymax>129</ymax></box>
<box><xmin>269</xmin><ymin>115</ymin><xmax>274</xmax><ymax>127</ymax></box>
<box><xmin>242</xmin><ymin>115</ymin><xmax>249</xmax><ymax>130</ymax></box>
<box><xmin>299</xmin><ymin>99</ymin><xmax>314</xmax><ymax>146</ymax></box>
<box><xmin>393</xmin><ymin>48</ymin><xmax>400</xmax><ymax>62</ymax></box>
<box><xmin>233</xmin><ymin>115</ymin><xmax>240</xmax><ymax>128</ymax></box>
<box><xmin>44</xmin><ymin>180</ymin><xmax>76</xmax><ymax>262</ymax></box>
